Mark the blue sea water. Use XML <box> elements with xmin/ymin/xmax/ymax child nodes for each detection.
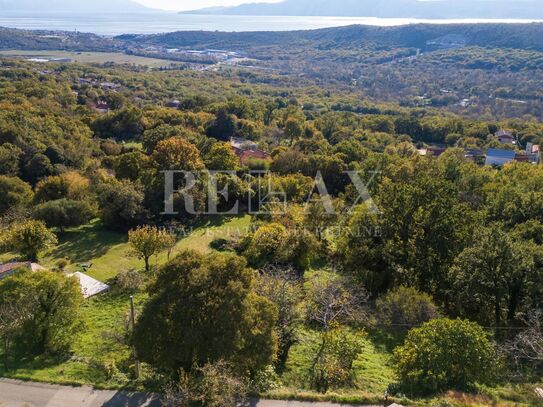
<box><xmin>0</xmin><ymin>12</ymin><xmax>541</xmax><ymax>35</ymax></box>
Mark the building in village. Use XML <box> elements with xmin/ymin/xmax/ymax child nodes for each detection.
<box><xmin>230</xmin><ymin>137</ymin><xmax>271</xmax><ymax>166</ymax></box>
<box><xmin>495</xmin><ymin>130</ymin><xmax>516</xmax><ymax>145</ymax></box>
<box><xmin>485</xmin><ymin>148</ymin><xmax>516</xmax><ymax>166</ymax></box>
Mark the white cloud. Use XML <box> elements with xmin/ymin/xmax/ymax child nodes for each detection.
<box><xmin>134</xmin><ymin>0</ymin><xmax>282</xmax><ymax>12</ymax></box>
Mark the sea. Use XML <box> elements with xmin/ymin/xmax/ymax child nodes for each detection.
<box><xmin>0</xmin><ymin>12</ymin><xmax>542</xmax><ymax>35</ymax></box>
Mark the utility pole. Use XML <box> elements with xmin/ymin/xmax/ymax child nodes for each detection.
<box><xmin>130</xmin><ymin>295</ymin><xmax>141</xmax><ymax>379</ymax></box>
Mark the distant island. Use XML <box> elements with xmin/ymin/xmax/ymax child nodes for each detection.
<box><xmin>0</xmin><ymin>0</ymin><xmax>151</xmax><ymax>13</ymax></box>
<box><xmin>183</xmin><ymin>0</ymin><xmax>543</xmax><ymax>19</ymax></box>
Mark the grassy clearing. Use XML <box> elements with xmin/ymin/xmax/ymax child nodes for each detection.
<box><xmin>0</xmin><ymin>50</ymin><xmax>175</xmax><ymax>68</ymax></box>
<box><xmin>41</xmin><ymin>220</ymin><xmax>140</xmax><ymax>282</ymax></box>
<box><xmin>38</xmin><ymin>215</ymin><xmax>251</xmax><ymax>282</ymax></box>
<box><xmin>173</xmin><ymin>215</ymin><xmax>251</xmax><ymax>253</ymax></box>
<box><xmin>271</xmin><ymin>327</ymin><xmax>397</xmax><ymax>405</ymax></box>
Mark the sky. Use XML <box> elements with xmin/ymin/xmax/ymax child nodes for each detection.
<box><xmin>134</xmin><ymin>0</ymin><xmax>280</xmax><ymax>12</ymax></box>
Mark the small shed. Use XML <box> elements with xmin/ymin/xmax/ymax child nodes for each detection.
<box><xmin>72</xmin><ymin>272</ymin><xmax>110</xmax><ymax>299</ymax></box>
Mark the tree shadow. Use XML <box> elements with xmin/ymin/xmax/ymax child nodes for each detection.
<box><xmin>240</xmin><ymin>399</ymin><xmax>260</xmax><ymax>407</ymax></box>
<box><xmin>367</xmin><ymin>327</ymin><xmax>407</xmax><ymax>353</ymax></box>
<box><xmin>47</xmin><ymin>222</ymin><xmax>127</xmax><ymax>265</ymax></box>
<box><xmin>0</xmin><ymin>353</ymin><xmax>70</xmax><ymax>376</ymax></box>
<box><xmin>102</xmin><ymin>392</ymin><xmax>162</xmax><ymax>407</ymax></box>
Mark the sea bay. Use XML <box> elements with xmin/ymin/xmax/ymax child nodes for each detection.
<box><xmin>0</xmin><ymin>12</ymin><xmax>542</xmax><ymax>35</ymax></box>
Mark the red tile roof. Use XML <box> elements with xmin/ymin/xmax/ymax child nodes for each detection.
<box><xmin>238</xmin><ymin>149</ymin><xmax>271</xmax><ymax>166</ymax></box>
<box><xmin>231</xmin><ymin>144</ymin><xmax>271</xmax><ymax>166</ymax></box>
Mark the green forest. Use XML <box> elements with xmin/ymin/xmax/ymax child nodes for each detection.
<box><xmin>3</xmin><ymin>23</ymin><xmax>543</xmax><ymax>119</ymax></box>
<box><xmin>0</xmin><ymin>25</ymin><xmax>542</xmax><ymax>406</ymax></box>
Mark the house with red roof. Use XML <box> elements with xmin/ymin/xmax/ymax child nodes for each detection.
<box><xmin>230</xmin><ymin>137</ymin><xmax>271</xmax><ymax>166</ymax></box>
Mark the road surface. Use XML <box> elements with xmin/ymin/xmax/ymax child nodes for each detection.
<box><xmin>0</xmin><ymin>378</ymin><xmax>375</xmax><ymax>407</ymax></box>
<box><xmin>0</xmin><ymin>378</ymin><xmax>160</xmax><ymax>407</ymax></box>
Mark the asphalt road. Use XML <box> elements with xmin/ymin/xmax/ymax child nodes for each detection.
<box><xmin>0</xmin><ymin>378</ymin><xmax>160</xmax><ymax>407</ymax></box>
<box><xmin>0</xmin><ymin>378</ymin><xmax>376</xmax><ymax>407</ymax></box>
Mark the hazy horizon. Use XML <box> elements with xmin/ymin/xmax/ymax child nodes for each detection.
<box><xmin>134</xmin><ymin>0</ymin><xmax>282</xmax><ymax>12</ymax></box>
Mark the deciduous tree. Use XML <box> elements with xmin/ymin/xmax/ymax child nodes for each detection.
<box><xmin>2</xmin><ymin>220</ymin><xmax>57</xmax><ymax>261</ymax></box>
<box><xmin>128</xmin><ymin>225</ymin><xmax>176</xmax><ymax>272</ymax></box>
<box><xmin>33</xmin><ymin>199</ymin><xmax>95</xmax><ymax>231</ymax></box>
<box><xmin>0</xmin><ymin>270</ymin><xmax>82</xmax><ymax>355</ymax></box>
<box><xmin>0</xmin><ymin>176</ymin><xmax>33</xmax><ymax>216</ymax></box>
<box><xmin>394</xmin><ymin>318</ymin><xmax>499</xmax><ymax>395</ymax></box>
<box><xmin>134</xmin><ymin>251</ymin><xmax>277</xmax><ymax>376</ymax></box>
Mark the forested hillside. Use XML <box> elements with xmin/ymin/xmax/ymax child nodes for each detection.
<box><xmin>120</xmin><ymin>23</ymin><xmax>543</xmax><ymax>52</ymax></box>
<box><xmin>118</xmin><ymin>24</ymin><xmax>543</xmax><ymax>118</ymax></box>
<box><xmin>0</xmin><ymin>28</ymin><xmax>118</xmax><ymax>52</ymax></box>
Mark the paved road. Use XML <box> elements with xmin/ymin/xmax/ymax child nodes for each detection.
<box><xmin>0</xmin><ymin>379</ymin><xmax>374</xmax><ymax>407</ymax></box>
<box><xmin>0</xmin><ymin>379</ymin><xmax>160</xmax><ymax>407</ymax></box>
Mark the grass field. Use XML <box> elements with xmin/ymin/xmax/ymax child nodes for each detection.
<box><xmin>36</xmin><ymin>216</ymin><xmax>252</xmax><ymax>282</ymax></box>
<box><xmin>270</xmin><ymin>327</ymin><xmax>398</xmax><ymax>405</ymax></box>
<box><xmin>0</xmin><ymin>50</ymin><xmax>175</xmax><ymax>68</ymax></box>
<box><xmin>1</xmin><ymin>216</ymin><xmax>251</xmax><ymax>282</ymax></box>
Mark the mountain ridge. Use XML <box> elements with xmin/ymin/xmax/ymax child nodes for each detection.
<box><xmin>117</xmin><ymin>23</ymin><xmax>543</xmax><ymax>53</ymax></box>
<box><xmin>182</xmin><ymin>0</ymin><xmax>543</xmax><ymax>19</ymax></box>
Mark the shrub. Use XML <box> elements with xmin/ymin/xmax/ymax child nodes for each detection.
<box><xmin>245</xmin><ymin>223</ymin><xmax>288</xmax><ymax>265</ymax></box>
<box><xmin>376</xmin><ymin>286</ymin><xmax>440</xmax><ymax>328</ymax></box>
<box><xmin>33</xmin><ymin>199</ymin><xmax>95</xmax><ymax>231</ymax></box>
<box><xmin>394</xmin><ymin>318</ymin><xmax>500</xmax><ymax>395</ymax></box>
<box><xmin>56</xmin><ymin>258</ymin><xmax>69</xmax><ymax>270</ymax></box>
<box><xmin>244</xmin><ymin>223</ymin><xmax>319</xmax><ymax>271</ymax></box>
<box><xmin>0</xmin><ymin>270</ymin><xmax>83</xmax><ymax>355</ymax></box>
<box><xmin>195</xmin><ymin>361</ymin><xmax>248</xmax><ymax>407</ymax></box>
<box><xmin>163</xmin><ymin>360</ymin><xmax>247</xmax><ymax>407</ymax></box>
<box><xmin>250</xmin><ymin>365</ymin><xmax>281</xmax><ymax>393</ymax></box>
<box><xmin>311</xmin><ymin>324</ymin><xmax>366</xmax><ymax>392</ymax></box>
<box><xmin>0</xmin><ymin>176</ymin><xmax>33</xmax><ymax>215</ymax></box>
<box><xmin>115</xmin><ymin>269</ymin><xmax>146</xmax><ymax>293</ymax></box>
<box><xmin>209</xmin><ymin>238</ymin><xmax>230</xmax><ymax>251</ymax></box>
